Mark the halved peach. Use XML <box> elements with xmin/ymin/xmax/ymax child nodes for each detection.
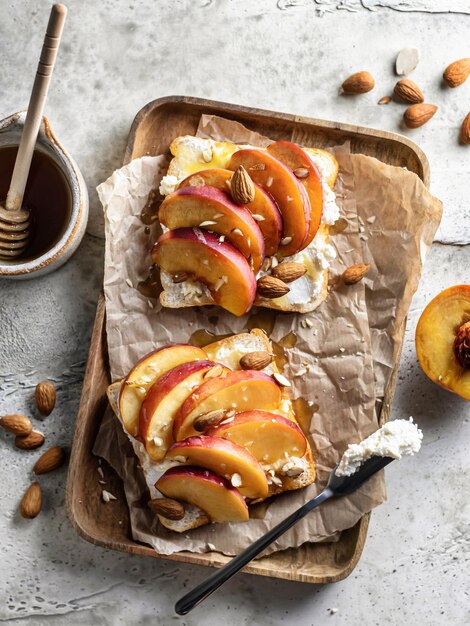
<box><xmin>139</xmin><ymin>360</ymin><xmax>229</xmax><ymax>461</ymax></box>
<box><xmin>267</xmin><ymin>141</ymin><xmax>323</xmax><ymax>249</ymax></box>
<box><xmin>119</xmin><ymin>344</ymin><xmax>206</xmax><ymax>437</ymax></box>
<box><xmin>173</xmin><ymin>370</ymin><xmax>282</xmax><ymax>441</ymax></box>
<box><xmin>416</xmin><ymin>285</ymin><xmax>470</xmax><ymax>400</ymax></box>
<box><xmin>228</xmin><ymin>149</ymin><xmax>311</xmax><ymax>256</ymax></box>
<box><xmin>178</xmin><ymin>169</ymin><xmax>282</xmax><ymax>255</ymax></box>
<box><xmin>152</xmin><ymin>228</ymin><xmax>256</xmax><ymax>316</ymax></box>
<box><xmin>207</xmin><ymin>410</ymin><xmax>307</xmax><ymax>464</ymax></box>
<box><xmin>158</xmin><ymin>186</ymin><xmax>265</xmax><ymax>272</ymax></box>
<box><xmin>156</xmin><ymin>466</ymin><xmax>249</xmax><ymax>523</ymax></box>
<box><xmin>166</xmin><ymin>436</ymin><xmax>268</xmax><ymax>499</ymax></box>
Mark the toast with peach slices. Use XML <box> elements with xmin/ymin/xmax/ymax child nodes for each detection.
<box><xmin>107</xmin><ymin>329</ymin><xmax>316</xmax><ymax>533</ymax></box>
<box><xmin>152</xmin><ymin>136</ymin><xmax>340</xmax><ymax>316</ymax></box>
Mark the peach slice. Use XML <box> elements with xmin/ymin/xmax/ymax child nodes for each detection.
<box><xmin>178</xmin><ymin>169</ymin><xmax>282</xmax><ymax>256</ymax></box>
<box><xmin>119</xmin><ymin>344</ymin><xmax>207</xmax><ymax>437</ymax></box>
<box><xmin>416</xmin><ymin>285</ymin><xmax>470</xmax><ymax>400</ymax></box>
<box><xmin>156</xmin><ymin>466</ymin><xmax>249</xmax><ymax>523</ymax></box>
<box><xmin>166</xmin><ymin>436</ymin><xmax>269</xmax><ymax>499</ymax></box>
<box><xmin>207</xmin><ymin>410</ymin><xmax>307</xmax><ymax>464</ymax></box>
<box><xmin>158</xmin><ymin>186</ymin><xmax>265</xmax><ymax>272</ymax></box>
<box><xmin>152</xmin><ymin>228</ymin><xmax>256</xmax><ymax>316</ymax></box>
<box><xmin>173</xmin><ymin>370</ymin><xmax>282</xmax><ymax>441</ymax></box>
<box><xmin>267</xmin><ymin>141</ymin><xmax>323</xmax><ymax>248</ymax></box>
<box><xmin>139</xmin><ymin>360</ymin><xmax>229</xmax><ymax>461</ymax></box>
<box><xmin>228</xmin><ymin>149</ymin><xmax>311</xmax><ymax>256</ymax></box>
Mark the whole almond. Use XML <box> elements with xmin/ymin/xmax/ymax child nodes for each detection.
<box><xmin>340</xmin><ymin>71</ymin><xmax>375</xmax><ymax>95</ymax></box>
<box><xmin>272</xmin><ymin>262</ymin><xmax>307</xmax><ymax>283</ymax></box>
<box><xmin>33</xmin><ymin>446</ymin><xmax>66</xmax><ymax>475</ymax></box>
<box><xmin>230</xmin><ymin>166</ymin><xmax>255</xmax><ymax>204</ymax></box>
<box><xmin>35</xmin><ymin>381</ymin><xmax>56</xmax><ymax>416</ymax></box>
<box><xmin>393</xmin><ymin>79</ymin><xmax>424</xmax><ymax>104</ymax></box>
<box><xmin>148</xmin><ymin>497</ymin><xmax>185</xmax><ymax>520</ymax></box>
<box><xmin>172</xmin><ymin>271</ymin><xmax>189</xmax><ymax>283</ymax></box>
<box><xmin>15</xmin><ymin>431</ymin><xmax>45</xmax><ymax>450</ymax></box>
<box><xmin>459</xmin><ymin>113</ymin><xmax>470</xmax><ymax>144</ymax></box>
<box><xmin>239</xmin><ymin>351</ymin><xmax>273</xmax><ymax>371</ymax></box>
<box><xmin>0</xmin><ymin>414</ymin><xmax>32</xmax><ymax>436</ymax></box>
<box><xmin>443</xmin><ymin>58</ymin><xmax>470</xmax><ymax>88</ymax></box>
<box><xmin>193</xmin><ymin>409</ymin><xmax>227</xmax><ymax>432</ymax></box>
<box><xmin>20</xmin><ymin>481</ymin><xmax>42</xmax><ymax>519</ymax></box>
<box><xmin>403</xmin><ymin>104</ymin><xmax>438</xmax><ymax>129</ymax></box>
<box><xmin>342</xmin><ymin>263</ymin><xmax>371</xmax><ymax>285</ymax></box>
<box><xmin>257</xmin><ymin>275</ymin><xmax>290</xmax><ymax>298</ymax></box>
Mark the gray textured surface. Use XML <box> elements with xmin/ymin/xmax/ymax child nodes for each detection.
<box><xmin>0</xmin><ymin>1</ymin><xmax>469</xmax><ymax>624</ymax></box>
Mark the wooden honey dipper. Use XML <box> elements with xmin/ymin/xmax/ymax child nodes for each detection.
<box><xmin>0</xmin><ymin>4</ymin><xmax>67</xmax><ymax>260</ymax></box>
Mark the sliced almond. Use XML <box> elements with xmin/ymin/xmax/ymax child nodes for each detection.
<box><xmin>148</xmin><ymin>497</ymin><xmax>185</xmax><ymax>520</ymax></box>
<box><xmin>378</xmin><ymin>96</ymin><xmax>391</xmax><ymax>105</ymax></box>
<box><xmin>396</xmin><ymin>47</ymin><xmax>419</xmax><ymax>76</ymax></box>
<box><xmin>342</xmin><ymin>263</ymin><xmax>371</xmax><ymax>284</ymax></box>
<box><xmin>203</xmin><ymin>364</ymin><xmax>224</xmax><ymax>379</ymax></box>
<box><xmin>239</xmin><ymin>351</ymin><xmax>273</xmax><ymax>371</ymax></box>
<box><xmin>273</xmin><ymin>372</ymin><xmax>291</xmax><ymax>387</ymax></box>
<box><xmin>257</xmin><ymin>276</ymin><xmax>290</xmax><ymax>299</ymax></box>
<box><xmin>272</xmin><ymin>262</ymin><xmax>307</xmax><ymax>283</ymax></box>
<box><xmin>0</xmin><ymin>414</ymin><xmax>32</xmax><ymax>436</ymax></box>
<box><xmin>293</xmin><ymin>167</ymin><xmax>309</xmax><ymax>179</ymax></box>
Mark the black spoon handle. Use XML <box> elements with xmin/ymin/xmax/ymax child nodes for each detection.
<box><xmin>175</xmin><ymin>488</ymin><xmax>334</xmax><ymax>616</ymax></box>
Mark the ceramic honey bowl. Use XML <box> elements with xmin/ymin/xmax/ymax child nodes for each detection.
<box><xmin>0</xmin><ymin>111</ymin><xmax>88</xmax><ymax>279</ymax></box>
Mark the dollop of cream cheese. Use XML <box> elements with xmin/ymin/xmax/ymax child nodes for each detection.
<box><xmin>336</xmin><ymin>418</ymin><xmax>423</xmax><ymax>477</ymax></box>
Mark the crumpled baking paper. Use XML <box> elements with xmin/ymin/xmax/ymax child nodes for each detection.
<box><xmin>94</xmin><ymin>115</ymin><xmax>442</xmax><ymax>556</ymax></box>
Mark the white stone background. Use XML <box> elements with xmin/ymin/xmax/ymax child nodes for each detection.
<box><xmin>0</xmin><ymin>1</ymin><xmax>469</xmax><ymax>624</ymax></box>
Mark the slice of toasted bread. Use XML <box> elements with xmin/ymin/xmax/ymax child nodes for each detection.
<box><xmin>106</xmin><ymin>330</ymin><xmax>316</xmax><ymax>533</ymax></box>
<box><xmin>157</xmin><ymin>136</ymin><xmax>339</xmax><ymax>314</ymax></box>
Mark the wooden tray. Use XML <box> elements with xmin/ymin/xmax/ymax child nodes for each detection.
<box><xmin>66</xmin><ymin>96</ymin><xmax>429</xmax><ymax>584</ymax></box>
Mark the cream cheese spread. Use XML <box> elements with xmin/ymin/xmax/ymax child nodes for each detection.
<box><xmin>336</xmin><ymin>417</ymin><xmax>423</xmax><ymax>477</ymax></box>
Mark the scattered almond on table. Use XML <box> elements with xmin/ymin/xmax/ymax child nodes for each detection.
<box><xmin>35</xmin><ymin>380</ymin><xmax>56</xmax><ymax>416</ymax></box>
<box><xmin>339</xmin><ymin>71</ymin><xmax>375</xmax><ymax>95</ymax></box>
<box><xmin>34</xmin><ymin>446</ymin><xmax>66</xmax><ymax>475</ymax></box>
<box><xmin>19</xmin><ymin>481</ymin><xmax>42</xmax><ymax>519</ymax></box>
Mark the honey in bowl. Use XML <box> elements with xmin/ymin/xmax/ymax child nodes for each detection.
<box><xmin>0</xmin><ymin>146</ymin><xmax>72</xmax><ymax>261</ymax></box>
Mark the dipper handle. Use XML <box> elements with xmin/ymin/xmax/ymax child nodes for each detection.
<box><xmin>5</xmin><ymin>4</ymin><xmax>67</xmax><ymax>211</ymax></box>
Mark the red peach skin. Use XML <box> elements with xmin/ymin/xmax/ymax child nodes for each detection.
<box><xmin>159</xmin><ymin>186</ymin><xmax>265</xmax><ymax>272</ymax></box>
<box><xmin>156</xmin><ymin>466</ymin><xmax>249</xmax><ymax>522</ymax></box>
<box><xmin>166</xmin><ymin>435</ymin><xmax>269</xmax><ymax>499</ymax></box>
<box><xmin>152</xmin><ymin>228</ymin><xmax>256</xmax><ymax>316</ymax></box>
<box><xmin>119</xmin><ymin>344</ymin><xmax>207</xmax><ymax>437</ymax></box>
<box><xmin>173</xmin><ymin>370</ymin><xmax>282</xmax><ymax>441</ymax></box>
<box><xmin>267</xmin><ymin>141</ymin><xmax>323</xmax><ymax>249</ymax></box>
<box><xmin>178</xmin><ymin>169</ymin><xmax>282</xmax><ymax>256</ymax></box>
<box><xmin>228</xmin><ymin>149</ymin><xmax>311</xmax><ymax>256</ymax></box>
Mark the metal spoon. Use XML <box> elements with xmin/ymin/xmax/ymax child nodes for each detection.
<box><xmin>175</xmin><ymin>455</ymin><xmax>393</xmax><ymax>615</ymax></box>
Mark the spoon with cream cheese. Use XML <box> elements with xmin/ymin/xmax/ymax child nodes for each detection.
<box><xmin>175</xmin><ymin>418</ymin><xmax>423</xmax><ymax>616</ymax></box>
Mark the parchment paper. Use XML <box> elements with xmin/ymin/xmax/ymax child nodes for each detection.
<box><xmin>94</xmin><ymin>115</ymin><xmax>442</xmax><ymax>556</ymax></box>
